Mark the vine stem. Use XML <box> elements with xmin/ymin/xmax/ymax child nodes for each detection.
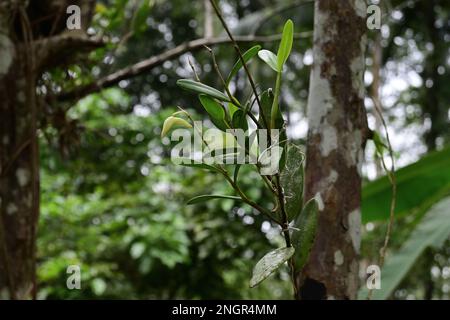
<box><xmin>220</xmin><ymin>169</ymin><xmax>282</xmax><ymax>225</ymax></box>
<box><xmin>367</xmin><ymin>97</ymin><xmax>397</xmax><ymax>300</ymax></box>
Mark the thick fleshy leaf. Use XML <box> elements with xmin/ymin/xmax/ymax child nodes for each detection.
<box><xmin>258</xmin><ymin>145</ymin><xmax>283</xmax><ymax>175</ymax></box>
<box><xmin>226</xmin><ymin>45</ymin><xmax>261</xmax><ymax>85</ymax></box>
<box><xmin>177</xmin><ymin>79</ymin><xmax>230</xmax><ymax>102</ymax></box>
<box><xmin>250</xmin><ymin>247</ymin><xmax>295</xmax><ymax>288</ymax></box>
<box><xmin>161</xmin><ymin>116</ymin><xmax>192</xmax><ymax>138</ymax></box>
<box><xmin>187</xmin><ymin>194</ymin><xmax>242</xmax><ymax>205</ymax></box>
<box><xmin>280</xmin><ymin>144</ymin><xmax>305</xmax><ymax>221</ymax></box>
<box><xmin>277</xmin><ymin>19</ymin><xmax>294</xmax><ymax>70</ymax></box>
<box><xmin>232</xmin><ymin>109</ymin><xmax>248</xmax><ymax>131</ymax></box>
<box><xmin>199</xmin><ymin>95</ymin><xmax>229</xmax><ymax>131</ymax></box>
<box><xmin>258</xmin><ymin>49</ymin><xmax>279</xmax><ymax>72</ymax></box>
<box><xmin>291</xmin><ymin>198</ymin><xmax>319</xmax><ymax>272</ymax></box>
<box><xmin>227</xmin><ymin>103</ymin><xmax>239</xmax><ymax>118</ymax></box>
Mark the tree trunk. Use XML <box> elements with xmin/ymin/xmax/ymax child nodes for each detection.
<box><xmin>0</xmin><ymin>7</ymin><xmax>40</xmax><ymax>300</ymax></box>
<box><xmin>422</xmin><ymin>0</ymin><xmax>443</xmax><ymax>151</ymax></box>
<box><xmin>0</xmin><ymin>0</ymin><xmax>96</xmax><ymax>299</ymax></box>
<box><xmin>297</xmin><ymin>0</ymin><xmax>369</xmax><ymax>300</ymax></box>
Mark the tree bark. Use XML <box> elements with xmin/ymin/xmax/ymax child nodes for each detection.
<box><xmin>0</xmin><ymin>5</ymin><xmax>39</xmax><ymax>299</ymax></box>
<box><xmin>297</xmin><ymin>0</ymin><xmax>369</xmax><ymax>300</ymax></box>
<box><xmin>0</xmin><ymin>0</ymin><xmax>96</xmax><ymax>299</ymax></box>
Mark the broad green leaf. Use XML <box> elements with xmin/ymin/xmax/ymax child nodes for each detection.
<box><xmin>258</xmin><ymin>145</ymin><xmax>283</xmax><ymax>175</ymax></box>
<box><xmin>362</xmin><ymin>146</ymin><xmax>450</xmax><ymax>222</ymax></box>
<box><xmin>250</xmin><ymin>247</ymin><xmax>295</xmax><ymax>288</ymax></box>
<box><xmin>227</xmin><ymin>103</ymin><xmax>239</xmax><ymax>118</ymax></box>
<box><xmin>358</xmin><ymin>196</ymin><xmax>450</xmax><ymax>300</ymax></box>
<box><xmin>258</xmin><ymin>49</ymin><xmax>279</xmax><ymax>72</ymax></box>
<box><xmin>177</xmin><ymin>79</ymin><xmax>230</xmax><ymax>102</ymax></box>
<box><xmin>187</xmin><ymin>194</ymin><xmax>242</xmax><ymax>205</ymax></box>
<box><xmin>291</xmin><ymin>198</ymin><xmax>319</xmax><ymax>272</ymax></box>
<box><xmin>226</xmin><ymin>45</ymin><xmax>261</xmax><ymax>85</ymax></box>
<box><xmin>161</xmin><ymin>116</ymin><xmax>192</xmax><ymax>138</ymax></box>
<box><xmin>199</xmin><ymin>95</ymin><xmax>229</xmax><ymax>131</ymax></box>
<box><xmin>231</xmin><ymin>110</ymin><xmax>248</xmax><ymax>131</ymax></box>
<box><xmin>277</xmin><ymin>19</ymin><xmax>294</xmax><ymax>70</ymax></box>
<box><xmin>280</xmin><ymin>143</ymin><xmax>305</xmax><ymax>221</ymax></box>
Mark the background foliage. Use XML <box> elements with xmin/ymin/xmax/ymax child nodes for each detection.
<box><xmin>37</xmin><ymin>0</ymin><xmax>450</xmax><ymax>299</ymax></box>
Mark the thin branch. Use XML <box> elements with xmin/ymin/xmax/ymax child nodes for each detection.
<box><xmin>253</xmin><ymin>0</ymin><xmax>314</xmax><ymax>34</ymax></box>
<box><xmin>35</xmin><ymin>33</ymin><xmax>104</xmax><ymax>70</ymax></box>
<box><xmin>209</xmin><ymin>0</ymin><xmax>269</xmax><ymax>130</ymax></box>
<box><xmin>55</xmin><ymin>32</ymin><xmax>310</xmax><ymax>102</ymax></box>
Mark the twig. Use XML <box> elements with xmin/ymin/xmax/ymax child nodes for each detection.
<box><xmin>203</xmin><ymin>45</ymin><xmax>263</xmax><ymax>129</ymax></box>
<box><xmin>187</xmin><ymin>58</ymin><xmax>200</xmax><ymax>81</ymax></box>
<box><xmin>208</xmin><ymin>0</ymin><xmax>269</xmax><ymax>130</ymax></box>
<box><xmin>55</xmin><ymin>33</ymin><xmax>311</xmax><ymax>102</ymax></box>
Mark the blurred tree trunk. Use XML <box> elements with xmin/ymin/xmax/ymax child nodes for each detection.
<box><xmin>0</xmin><ymin>5</ymin><xmax>39</xmax><ymax>300</ymax></box>
<box><xmin>422</xmin><ymin>0</ymin><xmax>444</xmax><ymax>151</ymax></box>
<box><xmin>297</xmin><ymin>0</ymin><xmax>369</xmax><ymax>299</ymax></box>
<box><xmin>0</xmin><ymin>0</ymin><xmax>96</xmax><ymax>299</ymax></box>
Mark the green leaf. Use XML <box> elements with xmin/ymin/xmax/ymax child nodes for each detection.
<box><xmin>291</xmin><ymin>198</ymin><xmax>319</xmax><ymax>272</ymax></box>
<box><xmin>258</xmin><ymin>49</ymin><xmax>279</xmax><ymax>72</ymax></box>
<box><xmin>277</xmin><ymin>19</ymin><xmax>294</xmax><ymax>70</ymax></box>
<box><xmin>280</xmin><ymin>143</ymin><xmax>305</xmax><ymax>221</ymax></box>
<box><xmin>358</xmin><ymin>196</ymin><xmax>450</xmax><ymax>300</ymax></box>
<box><xmin>226</xmin><ymin>45</ymin><xmax>261</xmax><ymax>85</ymax></box>
<box><xmin>273</xmin><ymin>108</ymin><xmax>287</xmax><ymax>171</ymax></box>
<box><xmin>203</xmin><ymin>130</ymin><xmax>237</xmax><ymax>151</ymax></box>
<box><xmin>161</xmin><ymin>116</ymin><xmax>192</xmax><ymax>138</ymax></box>
<box><xmin>199</xmin><ymin>95</ymin><xmax>229</xmax><ymax>131</ymax></box>
<box><xmin>227</xmin><ymin>103</ymin><xmax>239</xmax><ymax>118</ymax></box>
<box><xmin>250</xmin><ymin>247</ymin><xmax>295</xmax><ymax>288</ymax></box>
<box><xmin>177</xmin><ymin>79</ymin><xmax>230</xmax><ymax>102</ymax></box>
<box><xmin>258</xmin><ymin>90</ymin><xmax>273</xmax><ymax>128</ymax></box>
<box><xmin>362</xmin><ymin>146</ymin><xmax>450</xmax><ymax>222</ymax></box>
<box><xmin>231</xmin><ymin>110</ymin><xmax>248</xmax><ymax>131</ymax></box>
<box><xmin>187</xmin><ymin>194</ymin><xmax>242</xmax><ymax>205</ymax></box>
